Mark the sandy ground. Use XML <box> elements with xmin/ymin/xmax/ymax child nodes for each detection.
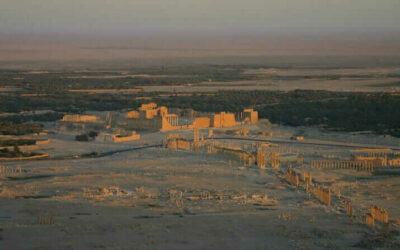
<box><xmin>1</xmin><ymin>123</ymin><xmax>400</xmax><ymax>249</ymax></box>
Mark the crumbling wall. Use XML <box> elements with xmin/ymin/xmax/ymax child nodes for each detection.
<box><xmin>113</xmin><ymin>132</ymin><xmax>141</xmax><ymax>143</ymax></box>
<box><xmin>207</xmin><ymin>129</ymin><xmax>214</xmax><ymax>138</ymax></box>
<box><xmin>125</xmin><ymin>110</ymin><xmax>140</xmax><ymax>118</ymax></box>
<box><xmin>315</xmin><ymin>185</ymin><xmax>331</xmax><ymax>206</ymax></box>
<box><xmin>211</xmin><ymin>145</ymin><xmax>255</xmax><ymax>166</ymax></box>
<box><xmin>270</xmin><ymin>152</ymin><xmax>280</xmax><ymax>168</ymax></box>
<box><xmin>370</xmin><ymin>205</ymin><xmax>389</xmax><ymax>223</ymax></box>
<box><xmin>0</xmin><ymin>166</ymin><xmax>22</xmax><ymax>176</ymax></box>
<box><xmin>366</xmin><ymin>213</ymin><xmax>375</xmax><ymax>228</ymax></box>
<box><xmin>301</xmin><ymin>171</ymin><xmax>312</xmax><ymax>185</ymax></box>
<box><xmin>167</xmin><ymin>134</ymin><xmax>179</xmax><ymax>140</ymax></box>
<box><xmin>61</xmin><ymin>114</ymin><xmax>100</xmax><ymax>122</ymax></box>
<box><xmin>127</xmin><ymin>116</ymin><xmax>163</xmax><ymax>131</ymax></box>
<box><xmin>167</xmin><ymin>138</ymin><xmax>190</xmax><ymax>151</ymax></box>
<box><xmin>355</xmin><ymin>156</ymin><xmax>387</xmax><ymax>167</ymax></box>
<box><xmin>389</xmin><ymin>158</ymin><xmax>400</xmax><ymax>166</ymax></box>
<box><xmin>234</xmin><ymin>129</ymin><xmax>249</xmax><ymax>136</ymax></box>
<box><xmin>211</xmin><ymin>112</ymin><xmax>237</xmax><ymax>128</ymax></box>
<box><xmin>193</xmin><ymin>117</ymin><xmax>211</xmax><ymax>129</ymax></box>
<box><xmin>346</xmin><ymin>202</ymin><xmax>353</xmax><ymax>216</ymax></box>
<box><xmin>285</xmin><ymin>169</ymin><xmax>299</xmax><ymax>186</ymax></box>
<box><xmin>259</xmin><ymin>131</ymin><xmax>273</xmax><ymax>137</ymax></box>
<box><xmin>242</xmin><ymin>108</ymin><xmax>258</xmax><ymax>124</ymax></box>
<box><xmin>297</xmin><ymin>154</ymin><xmax>303</xmax><ymax>165</ymax></box>
<box><xmin>176</xmin><ymin>139</ymin><xmax>190</xmax><ymax>150</ymax></box>
<box><xmin>257</xmin><ymin>151</ymin><xmax>267</xmax><ymax>169</ymax></box>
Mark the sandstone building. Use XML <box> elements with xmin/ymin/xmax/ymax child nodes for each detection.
<box><xmin>125</xmin><ymin>103</ymin><xmax>258</xmax><ymax>132</ymax></box>
<box><xmin>125</xmin><ymin>103</ymin><xmax>183</xmax><ymax>131</ymax></box>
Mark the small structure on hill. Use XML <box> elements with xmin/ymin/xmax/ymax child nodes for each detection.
<box><xmin>97</xmin><ymin>131</ymin><xmax>140</xmax><ymax>143</ymax></box>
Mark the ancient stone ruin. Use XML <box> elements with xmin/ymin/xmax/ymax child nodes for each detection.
<box><xmin>314</xmin><ymin>185</ymin><xmax>331</xmax><ymax>206</ymax></box>
<box><xmin>125</xmin><ymin>102</ymin><xmax>258</xmax><ymax>132</ymax></box>
<box><xmin>285</xmin><ymin>169</ymin><xmax>299</xmax><ymax>187</ymax></box>
<box><xmin>370</xmin><ymin>205</ymin><xmax>389</xmax><ymax>224</ymax></box>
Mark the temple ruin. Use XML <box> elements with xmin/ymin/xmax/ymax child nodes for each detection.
<box><xmin>237</xmin><ymin>108</ymin><xmax>258</xmax><ymax>124</ymax></box>
<box><xmin>123</xmin><ymin>103</ymin><xmax>258</xmax><ymax>132</ymax></box>
<box><xmin>126</xmin><ymin>103</ymin><xmax>183</xmax><ymax>131</ymax></box>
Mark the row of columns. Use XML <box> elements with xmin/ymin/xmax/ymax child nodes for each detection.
<box><xmin>311</xmin><ymin>160</ymin><xmax>374</xmax><ymax>170</ymax></box>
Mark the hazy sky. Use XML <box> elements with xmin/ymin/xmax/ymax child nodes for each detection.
<box><xmin>0</xmin><ymin>0</ymin><xmax>399</xmax><ymax>62</ymax></box>
<box><xmin>1</xmin><ymin>0</ymin><xmax>400</xmax><ymax>35</ymax></box>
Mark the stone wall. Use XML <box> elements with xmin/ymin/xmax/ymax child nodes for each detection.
<box><xmin>112</xmin><ymin>132</ymin><xmax>141</xmax><ymax>143</ymax></box>
<box><xmin>315</xmin><ymin>185</ymin><xmax>331</xmax><ymax>206</ymax></box>
<box><xmin>365</xmin><ymin>213</ymin><xmax>375</xmax><ymax>228</ymax></box>
<box><xmin>61</xmin><ymin>114</ymin><xmax>100</xmax><ymax>122</ymax></box>
<box><xmin>257</xmin><ymin>151</ymin><xmax>267</xmax><ymax>169</ymax></box>
<box><xmin>211</xmin><ymin>112</ymin><xmax>237</xmax><ymax>128</ymax></box>
<box><xmin>242</xmin><ymin>109</ymin><xmax>258</xmax><ymax>124</ymax></box>
<box><xmin>370</xmin><ymin>205</ymin><xmax>389</xmax><ymax>223</ymax></box>
<box><xmin>285</xmin><ymin>169</ymin><xmax>299</xmax><ymax>186</ymax></box>
<box><xmin>193</xmin><ymin>117</ymin><xmax>211</xmax><ymax>129</ymax></box>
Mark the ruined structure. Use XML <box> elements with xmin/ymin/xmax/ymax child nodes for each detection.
<box><xmin>193</xmin><ymin>128</ymin><xmax>200</xmax><ymax>152</ymax></box>
<box><xmin>370</xmin><ymin>205</ymin><xmax>389</xmax><ymax>224</ymax></box>
<box><xmin>365</xmin><ymin>206</ymin><xmax>389</xmax><ymax>228</ymax></box>
<box><xmin>256</xmin><ymin>151</ymin><xmax>267</xmax><ymax>169</ymax></box>
<box><xmin>111</xmin><ymin>132</ymin><xmax>141</xmax><ymax>143</ymax></box>
<box><xmin>285</xmin><ymin>169</ymin><xmax>299</xmax><ymax>186</ymax></box>
<box><xmin>234</xmin><ymin>128</ymin><xmax>249</xmax><ymax>136</ymax></box>
<box><xmin>193</xmin><ymin>117</ymin><xmax>211</xmax><ymax>129</ymax></box>
<box><xmin>126</xmin><ymin>103</ymin><xmax>183</xmax><ymax>131</ymax></box>
<box><xmin>207</xmin><ymin>129</ymin><xmax>214</xmax><ymax>138</ymax></box>
<box><xmin>354</xmin><ymin>148</ymin><xmax>392</xmax><ymax>157</ymax></box>
<box><xmin>270</xmin><ymin>152</ymin><xmax>280</xmax><ymax>168</ymax></box>
<box><xmin>211</xmin><ymin>145</ymin><xmax>255</xmax><ymax>166</ymax></box>
<box><xmin>301</xmin><ymin>171</ymin><xmax>312</xmax><ymax>185</ymax></box>
<box><xmin>166</xmin><ymin>135</ymin><xmax>191</xmax><ymax>151</ymax></box>
<box><xmin>259</xmin><ymin>131</ymin><xmax>273</xmax><ymax>137</ymax></box>
<box><xmin>97</xmin><ymin>131</ymin><xmax>140</xmax><ymax>143</ymax></box>
<box><xmin>311</xmin><ymin>159</ymin><xmax>378</xmax><ymax>170</ymax></box>
<box><xmin>211</xmin><ymin>112</ymin><xmax>238</xmax><ymax>128</ymax></box>
<box><xmin>366</xmin><ymin>213</ymin><xmax>374</xmax><ymax>228</ymax></box>
<box><xmin>315</xmin><ymin>185</ymin><xmax>331</xmax><ymax>206</ymax></box>
<box><xmin>346</xmin><ymin>202</ymin><xmax>353</xmax><ymax>216</ymax></box>
<box><xmin>125</xmin><ymin>103</ymin><xmax>256</xmax><ymax>131</ymax></box>
<box><xmin>61</xmin><ymin>114</ymin><xmax>100</xmax><ymax>122</ymax></box>
<box><xmin>241</xmin><ymin>109</ymin><xmax>258</xmax><ymax>124</ymax></box>
<box><xmin>354</xmin><ymin>156</ymin><xmax>387</xmax><ymax>167</ymax></box>
<box><xmin>297</xmin><ymin>154</ymin><xmax>303</xmax><ymax>165</ymax></box>
<box><xmin>0</xmin><ymin>166</ymin><xmax>22</xmax><ymax>176</ymax></box>
<box><xmin>37</xmin><ymin>214</ymin><xmax>54</xmax><ymax>225</ymax></box>
<box><xmin>389</xmin><ymin>158</ymin><xmax>400</xmax><ymax>166</ymax></box>
<box><xmin>58</xmin><ymin>114</ymin><xmax>104</xmax><ymax>130</ymax></box>
<box><xmin>105</xmin><ymin>112</ymin><xmax>113</xmax><ymax>129</ymax></box>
